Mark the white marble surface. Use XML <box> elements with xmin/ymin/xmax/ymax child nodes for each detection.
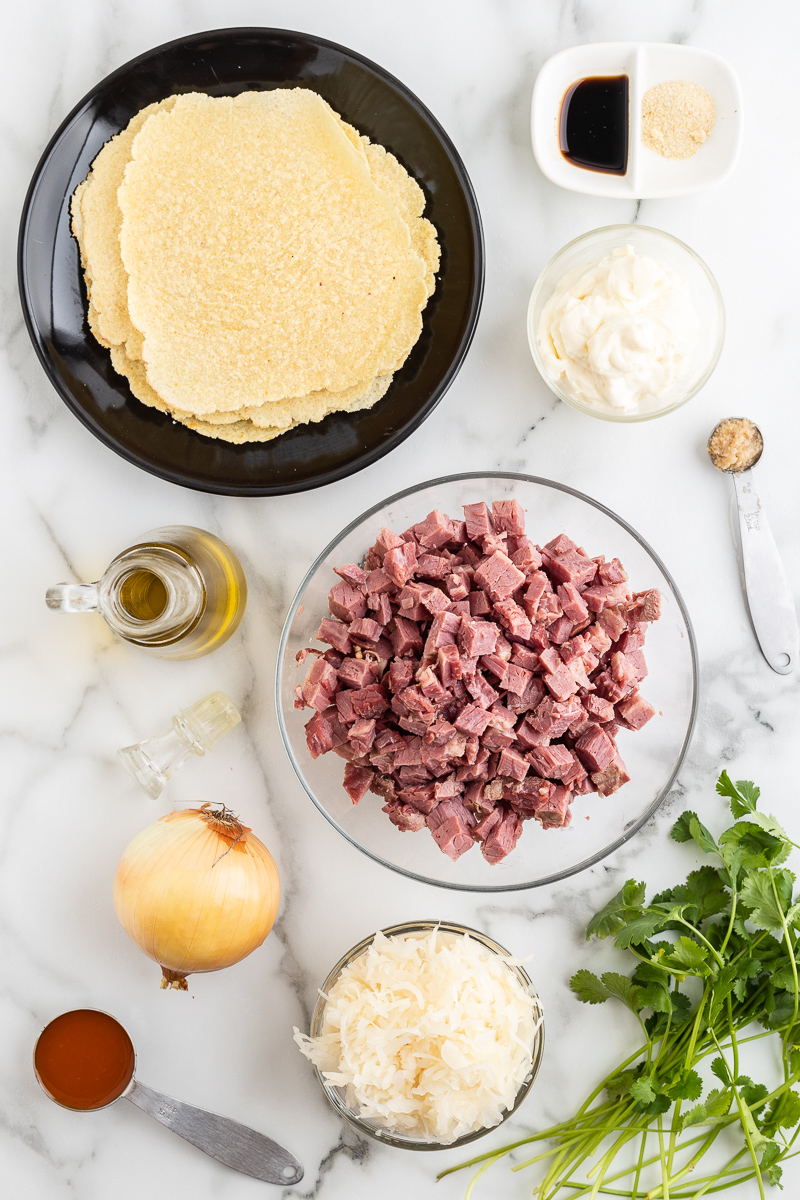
<box><xmin>3</xmin><ymin>0</ymin><xmax>800</xmax><ymax>1196</ymax></box>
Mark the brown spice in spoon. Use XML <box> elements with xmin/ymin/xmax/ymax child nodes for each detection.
<box><xmin>707</xmin><ymin>417</ymin><xmax>763</xmax><ymax>473</ymax></box>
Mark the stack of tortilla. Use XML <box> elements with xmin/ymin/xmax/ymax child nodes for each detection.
<box><xmin>70</xmin><ymin>89</ymin><xmax>440</xmax><ymax>443</ymax></box>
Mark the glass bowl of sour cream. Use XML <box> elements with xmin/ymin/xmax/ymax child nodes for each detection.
<box><xmin>527</xmin><ymin>224</ymin><xmax>724</xmax><ymax>421</ymax></box>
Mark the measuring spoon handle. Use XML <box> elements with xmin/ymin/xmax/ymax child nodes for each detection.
<box><xmin>125</xmin><ymin>1078</ymin><xmax>303</xmax><ymax>1185</ymax></box>
<box><xmin>733</xmin><ymin>468</ymin><xmax>799</xmax><ymax>674</ymax></box>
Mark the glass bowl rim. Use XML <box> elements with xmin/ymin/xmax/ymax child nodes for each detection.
<box><xmin>526</xmin><ymin>223</ymin><xmax>726</xmax><ymax>423</ymax></box>
<box><xmin>306</xmin><ymin>919</ymin><xmax>545</xmax><ymax>1151</ymax></box>
<box><xmin>275</xmin><ymin>470</ymin><xmax>699</xmax><ymax>892</ymax></box>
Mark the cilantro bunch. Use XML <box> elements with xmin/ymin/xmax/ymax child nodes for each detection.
<box><xmin>443</xmin><ymin>774</ymin><xmax>800</xmax><ymax>1198</ymax></box>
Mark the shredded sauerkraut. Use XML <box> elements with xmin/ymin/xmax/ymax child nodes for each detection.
<box><xmin>294</xmin><ymin>928</ymin><xmax>540</xmax><ymax>1142</ymax></box>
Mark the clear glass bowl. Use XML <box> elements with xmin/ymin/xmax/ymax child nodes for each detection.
<box><xmin>527</xmin><ymin>225</ymin><xmax>725</xmax><ymax>422</ymax></box>
<box><xmin>276</xmin><ymin>472</ymin><xmax>698</xmax><ymax>891</ymax></box>
<box><xmin>306</xmin><ymin>920</ymin><xmax>545</xmax><ymax>1150</ymax></box>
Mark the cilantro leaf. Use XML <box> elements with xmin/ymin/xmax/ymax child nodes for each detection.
<box><xmin>660</xmin><ymin>936</ymin><xmax>712</xmax><ymax>977</ymax></box>
<box><xmin>614</xmin><ymin>912</ymin><xmax>666</xmax><ymax>949</ymax></box>
<box><xmin>740</xmin><ymin>870</ymin><xmax>794</xmax><ymax>935</ymax></box>
<box><xmin>570</xmin><ymin>970</ymin><xmax>610</xmax><ymax>1005</ymax></box>
<box><xmin>680</xmin><ymin>1103</ymin><xmax>708</xmax><ymax>1130</ymax></box>
<box><xmin>600</xmin><ymin>972</ymin><xmax>642</xmax><ymax>1013</ymax></box>
<box><xmin>765</xmin><ymin>1089</ymin><xmax>800</xmax><ymax>1132</ymax></box>
<box><xmin>630</xmin><ymin>1077</ymin><xmax>655</xmax><ymax>1105</ymax></box>
<box><xmin>719</xmin><ymin>823</ymin><xmax>789</xmax><ymax>871</ymax></box>
<box><xmin>667</xmin><ymin>1069</ymin><xmax>703</xmax><ymax>1102</ymax></box>
<box><xmin>711</xmin><ymin>1057</ymin><xmax>731</xmax><ymax>1085</ymax></box>
<box><xmin>604</xmin><ymin>1069</ymin><xmax>638</xmax><ymax>1101</ymax></box>
<box><xmin>670</xmin><ymin>811</ymin><xmax>720</xmax><ymax>857</ymax></box>
<box><xmin>636</xmin><ymin>982</ymin><xmax>673</xmax><ymax>1014</ymax></box>
<box><xmin>586</xmin><ymin>881</ymin><xmax>645</xmax><ymax>940</ymax></box>
<box><xmin>717</xmin><ymin>771</ymin><xmax>761</xmax><ymax>816</ymax></box>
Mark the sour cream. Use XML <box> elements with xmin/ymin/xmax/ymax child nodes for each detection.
<box><xmin>537</xmin><ymin>246</ymin><xmax>697</xmax><ymax>413</ymax></box>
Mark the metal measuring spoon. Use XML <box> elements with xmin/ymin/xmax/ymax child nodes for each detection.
<box><xmin>707</xmin><ymin>418</ymin><xmax>798</xmax><ymax>674</ymax></box>
<box><xmin>34</xmin><ymin>1010</ymin><xmax>303</xmax><ymax>1186</ymax></box>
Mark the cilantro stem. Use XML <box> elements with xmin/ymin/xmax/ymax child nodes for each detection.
<box><xmin>768</xmin><ymin>864</ymin><xmax>800</xmax><ymax>1065</ymax></box>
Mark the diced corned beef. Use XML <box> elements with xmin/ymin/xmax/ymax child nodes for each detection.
<box><xmin>523</xmin><ymin>572</ymin><xmax>551</xmax><ymax>609</ymax></box>
<box><xmin>397</xmin><ymin>763</ymin><xmax>433</xmax><ymax>786</ymax></box>
<box><xmin>427</xmin><ymin>799</ymin><xmax>476</xmax><ymax>860</ymax></box>
<box><xmin>534</xmin><ymin>786</ymin><xmax>572</xmax><ymax>828</ymax></box>
<box><xmin>393</xmin><ymin>735</ymin><xmax>424</xmax><ymax>767</ymax></box>
<box><xmin>616</xmin><ymin>692</ymin><xmax>656</xmax><ymax>730</ymax></box>
<box><xmin>349</xmin><ymin>616</ymin><xmax>383</xmax><ymax>645</ymax></box>
<box><xmin>454</xmin><ymin>703</ymin><xmax>492</xmax><ymax>736</ymax></box>
<box><xmin>504</xmin><ymin>663</ymin><xmax>533</xmax><ymax>697</ymax></box>
<box><xmin>437</xmin><ymin>643</ymin><xmax>462</xmax><ymax>687</ymax></box>
<box><xmin>592</xmin><ymin>752</ymin><xmax>631</xmax><ymax>796</ymax></box>
<box><xmin>482</xmin><ymin>809</ymin><xmax>523</xmax><ymax>863</ymax></box>
<box><xmin>423</xmin><ymin>610</ymin><xmax>461</xmax><ymax>657</ymax></box>
<box><xmin>491</xmin><ymin>499</ymin><xmax>526</xmax><ymax>536</ymax></box>
<box><xmin>545</xmin><ymin>534</ymin><xmax>579</xmax><ymax>555</ymax></box>
<box><xmin>528</xmin><ymin>743</ymin><xmax>578</xmax><ymax>781</ymax></box>
<box><xmin>435</xmin><ymin>777</ymin><xmax>464</xmax><ymax>801</ymax></box>
<box><xmin>481</xmin><ymin>727</ymin><xmax>516</xmax><ymax>752</ymax></box>
<box><xmin>365</xmin><ymin>568</ymin><xmax>394</xmax><ymax>594</ymax></box>
<box><xmin>547</xmin><ymin>551</ymin><xmax>597</xmax><ymax>588</ymax></box>
<box><xmin>336</xmin><ymin>684</ymin><xmax>390</xmax><ymax>723</ymax></box>
<box><xmin>479</xmin><ymin>531</ymin><xmax>508</xmax><ymax>556</ymax></box>
<box><xmin>334</xmin><ymin>563</ymin><xmax>368</xmax><ymax>588</ymax></box>
<box><xmin>511</xmin><ymin>541</ymin><xmax>543</xmax><ymax>574</ymax></box>
<box><xmin>450</xmin><ymin>521</ymin><xmax>468</xmax><ymax>544</ymax></box>
<box><xmin>495</xmin><ymin>634</ymin><xmax>513</xmax><ymax>662</ymax></box>
<box><xmin>369</xmin><ymin>592</ymin><xmax>393</xmax><ymax>625</ymax></box>
<box><xmin>329</xmin><ymin>581</ymin><xmax>368</xmax><ymax>623</ymax></box>
<box><xmin>343</xmin><ymin>762</ymin><xmax>374</xmax><ymax>803</ymax></box>
<box><xmin>596</xmin><ymin>606</ymin><xmax>628</xmax><ymax>641</ymax></box>
<box><xmin>383</xmin><ymin>542</ymin><xmax>417</xmax><ymax>586</ymax></box>
<box><xmin>583</xmin><ymin>694</ymin><xmax>615</xmax><ymax>722</ymax></box>
<box><xmin>593</xmin><ymin>670</ymin><xmax>633</xmax><ymax>705</ymax></box>
<box><xmin>417</xmin><ymin>583</ymin><xmax>450</xmax><ymax>614</ymax></box>
<box><xmin>416</xmin><ymin>553</ymin><xmax>449</xmax><ymax>579</ymax></box>
<box><xmin>596</xmin><ymin>557</ymin><xmax>627</xmax><ymax>585</ymax></box>
<box><xmin>414</xmin><ymin>509</ymin><xmax>457</xmax><ymax>549</ymax></box>
<box><xmin>532</xmin><ymin>591</ymin><xmax>563</xmax><ymax>627</ymax></box>
<box><xmin>544</xmin><ymin>663</ymin><xmax>579</xmax><ymax>702</ymax></box>
<box><xmin>511</xmin><ymin>645</ymin><xmax>539</xmax><ymax>671</ymax></box>
<box><xmin>473</xmin><ymin>807</ymin><xmax>503</xmax><ymax>842</ymax></box>
<box><xmin>349</xmin><ymin>718</ymin><xmax>377</xmax><ymax>757</ymax></box>
<box><xmin>583</xmin><ymin>582</ymin><xmax>630</xmax><ymax>613</ymax></box>
<box><xmin>463</xmin><ymin>502</ymin><xmax>494</xmax><ymax>540</ymax></box>
<box><xmin>575</xmin><ymin>725</ymin><xmax>616</xmax><ymax>773</ymax></box>
<box><xmin>388</xmin><ymin>658</ymin><xmax>415</xmax><ymax>693</ymax></box>
<box><xmin>547</xmin><ymin>616</ymin><xmax>575</xmax><ymax>645</ymax></box>
<box><xmin>389</xmin><ymin>616</ymin><xmax>424</xmax><ymax>658</ymax></box>
<box><xmin>557</xmin><ymin>582</ymin><xmax>589</xmax><ymax>624</ymax></box>
<box><xmin>305</xmin><ymin>707</ymin><xmax>348</xmax><ymax>758</ymax></box>
<box><xmin>585</xmin><ymin>622</ymin><xmax>613</xmax><ymax>655</ymax></box>
<box><xmin>399</xmin><ymin>783</ymin><xmax>438</xmax><ymax>814</ymax></box>
<box><xmin>446</xmin><ymin>571</ymin><xmax>471</xmax><ymax>601</ymax></box>
<box><xmin>497</xmin><ymin>747</ymin><xmax>530</xmax><ymax>781</ymax></box>
<box><xmin>457</xmin><ymin>615</ymin><xmax>499</xmax><ymax>657</ymax></box>
<box><xmin>494</xmin><ymin>598</ymin><xmax>533</xmax><ymax>641</ymax></box>
<box><xmin>573</xmin><ymin>774</ymin><xmax>595</xmax><ymax>795</ymax></box>
<box><xmin>611</xmin><ymin>651</ymin><xmax>640</xmax><ymax>690</ymax></box>
<box><xmin>294</xmin><ymin>685</ymin><xmax>305</xmax><ymax>710</ymax></box>
<box><xmin>383</xmin><ymin>800</ymin><xmax>426</xmax><ymax>832</ymax></box>
<box><xmin>469</xmin><ymin>590</ymin><xmax>492</xmax><ymax>617</ymax></box>
<box><xmin>530</xmin><ymin>695</ymin><xmax>583</xmax><ymax>738</ymax></box>
<box><xmin>486</xmin><ymin>701</ymin><xmax>518</xmax><ymax>730</ymax></box>
<box><xmin>370</xmin><ymin>773</ymin><xmax>397</xmax><ymax>800</ymax></box>
<box><xmin>474</xmin><ymin>551</ymin><xmax>527</xmax><ymax>600</ymax></box>
<box><xmin>423</xmin><ymin>719</ymin><xmax>457</xmax><ymax>747</ymax></box>
<box><xmin>515</xmin><ymin>715</ymin><xmax>550</xmax><ymax>749</ymax></box>
<box><xmin>317</xmin><ymin>617</ymin><xmax>353</xmax><ymax>654</ymax></box>
<box><xmin>463</xmin><ymin>779</ymin><xmax>493</xmax><ymax>816</ymax></box>
<box><xmin>480</xmin><ymin>653</ymin><xmax>508</xmax><ymax>682</ymax></box>
<box><xmin>373</xmin><ymin>528</ymin><xmax>404</xmax><ymax>557</ymax></box>
<box><xmin>370</xmin><ymin>637</ymin><xmax>394</xmax><ymax>661</ymax></box>
<box><xmin>301</xmin><ymin>656</ymin><xmax>338</xmax><ymax>708</ymax></box>
<box><xmin>417</xmin><ymin>666</ymin><xmax>450</xmax><ymax>705</ymax></box>
<box><xmin>398</xmin><ymin>685</ymin><xmax>437</xmax><ymax>719</ymax></box>
<box><xmin>627</xmin><ymin>589</ymin><xmax>662</xmax><ymax>623</ymax></box>
<box><xmin>538</xmin><ymin>646</ymin><xmax>561</xmax><ymax>675</ymax></box>
<box><xmin>448</xmin><ymin>600</ymin><xmax>471</xmax><ymax>616</ymax></box>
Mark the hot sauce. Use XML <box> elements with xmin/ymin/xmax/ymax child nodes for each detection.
<box><xmin>34</xmin><ymin>1010</ymin><xmax>135</xmax><ymax>1110</ymax></box>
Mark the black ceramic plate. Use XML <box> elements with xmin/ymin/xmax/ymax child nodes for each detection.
<box><xmin>18</xmin><ymin>28</ymin><xmax>484</xmax><ymax>496</ymax></box>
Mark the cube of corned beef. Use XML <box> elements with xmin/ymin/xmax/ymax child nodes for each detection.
<box><xmin>497</xmin><ymin>747</ymin><xmax>530</xmax><ymax>781</ymax></box>
<box><xmin>482</xmin><ymin>727</ymin><xmax>516</xmax><ymax>752</ymax></box>
<box><xmin>628</xmin><ymin>589</ymin><xmax>662</xmax><ymax>623</ymax></box>
<box><xmin>469</xmin><ymin>590</ymin><xmax>492</xmax><ymax>617</ymax></box>
<box><xmin>523</xmin><ymin>572</ymin><xmax>551</xmax><ymax>609</ymax></box>
<box><xmin>454</xmin><ymin>703</ymin><xmax>492</xmax><ymax>737</ymax></box>
<box><xmin>294</xmin><ymin>685</ymin><xmax>305</xmax><ymax>710</ymax></box>
<box><xmin>479</xmin><ymin>653</ymin><xmax>508</xmax><ymax>683</ymax></box>
<box><xmin>390</xmin><ymin>616</ymin><xmax>424</xmax><ymax>658</ymax></box>
<box><xmin>592</xmin><ymin>752</ymin><xmax>631</xmax><ymax>796</ymax></box>
<box><xmin>448</xmin><ymin>600</ymin><xmax>471</xmax><ymax>617</ymax></box>
<box><xmin>560</xmin><ymin>755</ymin><xmax>587</xmax><ymax>787</ymax></box>
<box><xmin>397</xmin><ymin>763</ymin><xmax>433</xmax><ymax>786</ymax></box>
<box><xmin>383</xmin><ymin>542</ymin><xmax>417</xmax><ymax>586</ymax></box>
<box><xmin>547</xmin><ymin>616</ymin><xmax>575</xmax><ymax>645</ymax></box>
<box><xmin>336</xmin><ymin>684</ymin><xmax>390</xmax><ymax>723</ymax></box>
<box><xmin>373</xmin><ymin>528</ymin><xmax>404</xmax><ymax>558</ymax></box>
<box><xmin>398</xmin><ymin>783</ymin><xmax>438</xmax><ymax>814</ymax></box>
<box><xmin>491</xmin><ymin>499</ymin><xmax>526</xmax><ymax>536</ymax></box>
<box><xmin>511</xmin><ymin>541</ymin><xmax>543</xmax><ymax>575</ymax></box>
<box><xmin>538</xmin><ymin>646</ymin><xmax>562</xmax><ymax>674</ymax></box>
<box><xmin>596</xmin><ymin>557</ymin><xmax>628</xmax><ymax>585</ymax></box>
<box><xmin>573</xmin><ymin>774</ymin><xmax>595</xmax><ymax>795</ymax></box>
<box><xmin>504</xmin><ymin>662</ymin><xmax>533</xmax><ymax>697</ymax></box>
<box><xmin>463</xmin><ymin>502</ymin><xmax>494</xmax><ymax>540</ymax></box>
<box><xmin>388</xmin><ymin>657</ymin><xmax>415</xmax><ymax>693</ymax></box>
<box><xmin>343</xmin><ymin>762</ymin><xmax>374</xmax><ymax>804</ymax></box>
<box><xmin>349</xmin><ymin>616</ymin><xmax>383</xmax><ymax>645</ymax></box>
<box><xmin>412</xmin><ymin>509</ymin><xmax>456</xmax><ymax>550</ymax></box>
<box><xmin>365</xmin><ymin>568</ymin><xmax>395</xmax><ymax>594</ymax></box>
<box><xmin>418</xmin><ymin>583</ymin><xmax>451</xmax><ymax>614</ymax></box>
<box><xmin>329</xmin><ymin>581</ymin><xmax>368</xmax><ymax>623</ymax></box>
<box><xmin>417</xmin><ymin>666</ymin><xmax>450</xmax><ymax>705</ymax></box>
<box><xmin>383</xmin><ymin>800</ymin><xmax>426</xmax><ymax>832</ymax></box>
<box><xmin>458</xmin><ymin>615</ymin><xmax>499</xmax><ymax>657</ymax></box>
<box><xmin>423</xmin><ymin>610</ymin><xmax>461</xmax><ymax>657</ymax></box>
<box><xmin>446</xmin><ymin>571</ymin><xmax>471</xmax><ymax>601</ymax></box>
<box><xmin>510</xmin><ymin>643</ymin><xmax>539</xmax><ymax>671</ymax></box>
<box><xmin>583</xmin><ymin>694</ymin><xmax>615</xmax><ymax>723</ymax></box>
<box><xmin>416</xmin><ymin>553</ymin><xmax>450</xmax><ymax>579</ymax></box>
<box><xmin>437</xmin><ymin>643</ymin><xmax>462</xmax><ymax>687</ymax></box>
<box><xmin>596</xmin><ymin>606</ymin><xmax>628</xmax><ymax>641</ymax></box>
<box><xmin>305</xmin><ymin>707</ymin><xmax>348</xmax><ymax>758</ymax></box>
<box><xmin>482</xmin><ymin>809</ymin><xmax>523</xmax><ymax>863</ymax></box>
<box><xmin>447</xmin><ymin>520</ymin><xmax>467</xmax><ymax>545</ymax></box>
<box><xmin>473</xmin><ymin>807</ymin><xmax>503</xmax><ymax>843</ymax></box>
<box><xmin>494</xmin><ymin>598</ymin><xmax>533</xmax><ymax>641</ymax></box>
<box><xmin>495</xmin><ymin>634</ymin><xmax>513</xmax><ymax>661</ymax></box>
<box><xmin>301</xmin><ymin>657</ymin><xmax>338</xmax><ymax>710</ymax></box>
<box><xmin>473</xmin><ymin>551</ymin><xmax>526</xmax><ymax>600</ymax></box>
<box><xmin>575</xmin><ymin>725</ymin><xmax>616</xmax><ymax>773</ymax></box>
<box><xmin>349</xmin><ymin>718</ymin><xmax>377</xmax><ymax>757</ymax></box>
<box><xmin>534</xmin><ymin>786</ymin><xmax>572</xmax><ymax>829</ymax></box>
<box><xmin>532</xmin><ymin>592</ymin><xmax>563</xmax><ymax>629</ymax></box>
<box><xmin>593</xmin><ymin>670</ymin><xmax>633</xmax><ymax>705</ymax></box>
<box><xmin>611</xmin><ymin>651</ymin><xmax>639</xmax><ymax>689</ymax></box>
<box><xmin>585</xmin><ymin>622</ymin><xmax>613</xmax><ymax>655</ymax></box>
<box><xmin>616</xmin><ymin>692</ymin><xmax>656</xmax><ymax>730</ymax></box>
<box><xmin>547</xmin><ymin>551</ymin><xmax>598</xmax><ymax>589</ymax></box>
<box><xmin>334</xmin><ymin>563</ymin><xmax>368</xmax><ymax>588</ymax></box>
<box><xmin>486</xmin><ymin>701</ymin><xmax>517</xmax><ymax>731</ymax></box>
<box><xmin>317</xmin><ymin>617</ymin><xmax>354</xmax><ymax>655</ymax></box>
<box><xmin>466</xmin><ymin>671</ymin><xmax>499</xmax><ymax>709</ymax></box>
<box><xmin>582</xmin><ymin>582</ymin><xmax>630</xmax><ymax>613</ymax></box>
<box><xmin>528</xmin><ymin>743</ymin><xmax>578</xmax><ymax>781</ymax></box>
<box><xmin>531</xmin><ymin>695</ymin><xmax>583</xmax><ymax>737</ymax></box>
<box><xmin>515</xmin><ymin>715</ymin><xmax>549</xmax><ymax>749</ymax></box>
<box><xmin>399</xmin><ymin>685</ymin><xmax>437</xmax><ymax>719</ymax></box>
<box><xmin>423</xmin><ymin>718</ymin><xmax>456</xmax><ymax>747</ymax></box>
<box><xmin>480</xmin><ymin>531</ymin><xmax>509</xmax><ymax>557</ymax></box>
<box><xmin>557</xmin><ymin>582</ymin><xmax>589</xmax><ymax>624</ymax></box>
<box><xmin>458</xmin><ymin>543</ymin><xmax>480</xmax><ymax>567</ymax></box>
<box><xmin>369</xmin><ymin>592</ymin><xmax>393</xmax><ymax>625</ymax></box>
<box><xmin>427</xmin><ymin>798</ymin><xmax>476</xmax><ymax>860</ymax></box>
<box><xmin>434</xmin><ymin>777</ymin><xmax>464</xmax><ymax>802</ymax></box>
<box><xmin>370</xmin><ymin>773</ymin><xmax>397</xmax><ymax>800</ymax></box>
<box><xmin>544</xmin><ymin>534</ymin><xmax>579</xmax><ymax>556</ymax></box>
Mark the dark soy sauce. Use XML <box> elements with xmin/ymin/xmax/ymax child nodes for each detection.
<box><xmin>560</xmin><ymin>76</ymin><xmax>629</xmax><ymax>175</ymax></box>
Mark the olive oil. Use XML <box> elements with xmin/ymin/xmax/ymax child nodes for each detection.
<box><xmin>118</xmin><ymin>569</ymin><xmax>169</xmax><ymax>622</ymax></box>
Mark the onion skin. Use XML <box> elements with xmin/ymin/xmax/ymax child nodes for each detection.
<box><xmin>113</xmin><ymin>807</ymin><xmax>280</xmax><ymax>990</ymax></box>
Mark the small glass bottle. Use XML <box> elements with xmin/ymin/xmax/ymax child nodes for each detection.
<box><xmin>118</xmin><ymin>691</ymin><xmax>242</xmax><ymax>799</ymax></box>
<box><xmin>45</xmin><ymin>527</ymin><xmax>247</xmax><ymax>660</ymax></box>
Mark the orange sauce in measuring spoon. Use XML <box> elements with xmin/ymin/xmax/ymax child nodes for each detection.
<box><xmin>34</xmin><ymin>1010</ymin><xmax>135</xmax><ymax>1110</ymax></box>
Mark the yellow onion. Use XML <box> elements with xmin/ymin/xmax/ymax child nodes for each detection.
<box><xmin>113</xmin><ymin>804</ymin><xmax>280</xmax><ymax>990</ymax></box>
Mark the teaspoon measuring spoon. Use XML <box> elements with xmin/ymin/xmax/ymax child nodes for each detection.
<box><xmin>707</xmin><ymin>418</ymin><xmax>798</xmax><ymax>674</ymax></box>
<box><xmin>34</xmin><ymin>1010</ymin><xmax>303</xmax><ymax>1186</ymax></box>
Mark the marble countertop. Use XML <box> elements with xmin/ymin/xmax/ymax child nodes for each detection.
<box><xmin>3</xmin><ymin>1</ymin><xmax>799</xmax><ymax>1196</ymax></box>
